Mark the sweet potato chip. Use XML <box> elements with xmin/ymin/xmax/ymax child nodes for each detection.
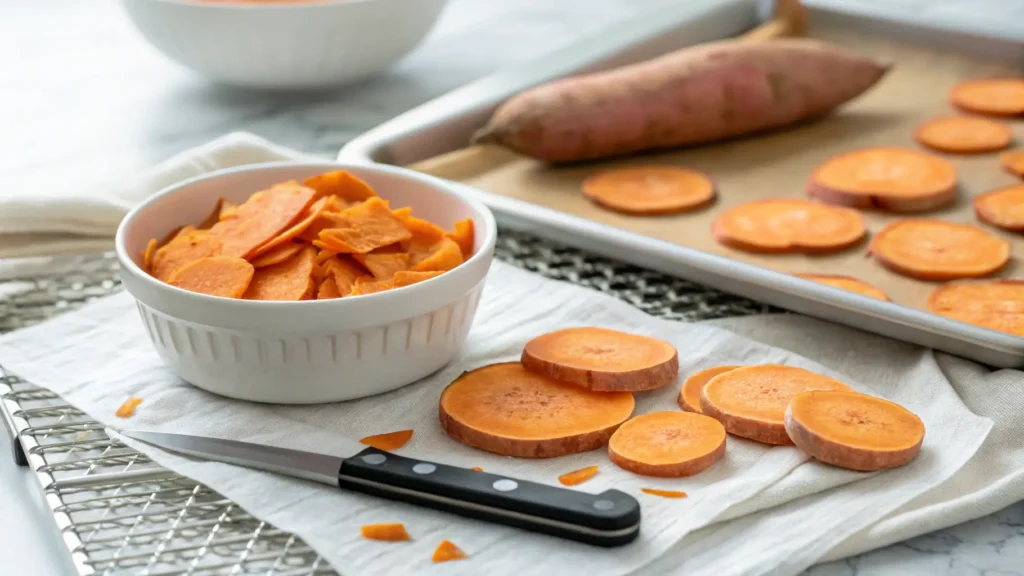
<box><xmin>321</xmin><ymin>256</ymin><xmax>367</xmax><ymax>296</ymax></box>
<box><xmin>317</xmin><ymin>277</ymin><xmax>341</xmax><ymax>299</ymax></box>
<box><xmin>142</xmin><ymin>239</ymin><xmax>158</xmax><ymax>272</ymax></box>
<box><xmin>412</xmin><ymin>238</ymin><xmax>464</xmax><ymax>272</ymax></box>
<box><xmin>303</xmin><ymin>170</ymin><xmax>377</xmax><ymax>202</ymax></box>
<box><xmin>168</xmin><ymin>256</ymin><xmax>255</xmax><ymax>298</ymax></box>
<box><xmin>250</xmin><ymin>242</ymin><xmax>305</xmax><ymax>268</ymax></box>
<box><xmin>354</xmin><ymin>252</ymin><xmax>410</xmax><ymax>279</ymax></box>
<box><xmin>393</xmin><ymin>270</ymin><xmax>443</xmax><ymax>288</ymax></box>
<box><xmin>349</xmin><ymin>276</ymin><xmax>395</xmax><ymax>296</ymax></box>
<box><xmin>244</xmin><ymin>245</ymin><xmax>317</xmax><ymax>301</ymax></box>
<box><xmin>448</xmin><ymin>218</ymin><xmax>475</xmax><ymax>258</ymax></box>
<box><xmin>394</xmin><ymin>208</ymin><xmax>446</xmax><ymax>242</ymax></box>
<box><xmin>318</xmin><ymin>198</ymin><xmax>412</xmax><ymax>253</ymax></box>
<box><xmin>316</xmin><ymin>249</ymin><xmax>339</xmax><ymax>265</ymax></box>
<box><xmin>250</xmin><ymin>196</ymin><xmax>330</xmax><ymax>259</ymax></box>
<box><xmin>209</xmin><ymin>181</ymin><xmax>317</xmax><ymax>258</ymax></box>
<box><xmin>198</xmin><ymin>197</ymin><xmax>225</xmax><ymax>230</ymax></box>
<box><xmin>150</xmin><ymin>230</ymin><xmax>223</xmax><ymax>282</ymax></box>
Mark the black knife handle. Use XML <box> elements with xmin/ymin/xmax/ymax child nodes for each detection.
<box><xmin>338</xmin><ymin>448</ymin><xmax>640</xmax><ymax>547</ymax></box>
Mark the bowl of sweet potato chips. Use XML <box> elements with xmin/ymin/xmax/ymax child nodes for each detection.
<box><xmin>115</xmin><ymin>162</ymin><xmax>496</xmax><ymax>404</ymax></box>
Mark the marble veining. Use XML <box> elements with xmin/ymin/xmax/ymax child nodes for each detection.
<box><xmin>3</xmin><ymin>0</ymin><xmax>1024</xmax><ymax>574</ymax></box>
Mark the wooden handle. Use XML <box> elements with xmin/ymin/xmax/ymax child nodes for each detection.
<box><xmin>739</xmin><ymin>0</ymin><xmax>808</xmax><ymax>42</ymax></box>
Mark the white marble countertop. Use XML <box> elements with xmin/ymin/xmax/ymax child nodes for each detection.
<box><xmin>2</xmin><ymin>1</ymin><xmax>1023</xmax><ymax>574</ymax></box>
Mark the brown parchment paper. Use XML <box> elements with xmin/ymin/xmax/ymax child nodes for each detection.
<box><xmin>409</xmin><ymin>25</ymin><xmax>1024</xmax><ymax>315</ymax></box>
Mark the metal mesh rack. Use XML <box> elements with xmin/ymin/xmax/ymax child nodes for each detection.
<box><xmin>0</xmin><ymin>230</ymin><xmax>773</xmax><ymax>575</ymax></box>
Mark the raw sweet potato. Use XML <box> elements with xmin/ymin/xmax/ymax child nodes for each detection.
<box><xmin>927</xmin><ymin>280</ymin><xmax>1024</xmax><ymax>337</ymax></box>
<box><xmin>869</xmin><ymin>219</ymin><xmax>1010</xmax><ymax>280</ymax></box>
<box><xmin>974</xmin><ymin>185</ymin><xmax>1024</xmax><ymax>231</ymax></box>
<box><xmin>807</xmin><ymin>147</ymin><xmax>958</xmax><ymax>212</ymax></box>
<box><xmin>521</xmin><ymin>327</ymin><xmax>679</xmax><ymax>392</ymax></box>
<box><xmin>700</xmin><ymin>365</ymin><xmax>852</xmax><ymax>445</ymax></box>
<box><xmin>712</xmin><ymin>199</ymin><xmax>866</xmax><ymax>253</ymax></box>
<box><xmin>785</xmin><ymin>390</ymin><xmax>924</xmax><ymax>472</ymax></box>
<box><xmin>439</xmin><ymin>362</ymin><xmax>634</xmax><ymax>458</ymax></box>
<box><xmin>581</xmin><ymin>166</ymin><xmax>716</xmax><ymax>215</ymax></box>
<box><xmin>678</xmin><ymin>366</ymin><xmax>739</xmax><ymax>413</ymax></box>
<box><xmin>472</xmin><ymin>39</ymin><xmax>887</xmax><ymax>163</ymax></box>
<box><xmin>608</xmin><ymin>411</ymin><xmax>726</xmax><ymax>477</ymax></box>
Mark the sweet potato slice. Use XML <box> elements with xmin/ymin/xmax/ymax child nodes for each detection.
<box><xmin>318</xmin><ymin>198</ymin><xmax>412</xmax><ymax>254</ymax></box>
<box><xmin>582</xmin><ymin>166</ymin><xmax>716</xmax><ymax>215</ymax></box>
<box><xmin>250</xmin><ymin>241</ymin><xmax>305</xmax><ymax>268</ymax></box>
<box><xmin>316</xmin><ymin>276</ymin><xmax>341</xmax><ymax>300</ymax></box>
<box><xmin>115</xmin><ymin>396</ymin><xmax>143</xmax><ymax>418</ymax></box>
<box><xmin>243</xmin><ymin>245</ymin><xmax>317</xmax><ymax>301</ymax></box>
<box><xmin>796</xmin><ymin>274</ymin><xmax>891</xmax><ymax>301</ymax></box>
<box><xmin>974</xmin><ymin>185</ymin><xmax>1024</xmax><ymax>231</ymax></box>
<box><xmin>393</xmin><ymin>270</ymin><xmax>443</xmax><ymax>288</ymax></box>
<box><xmin>410</xmin><ymin>237</ymin><xmax>464</xmax><ymax>272</ymax></box>
<box><xmin>447</xmin><ymin>218</ymin><xmax>475</xmax><ymax>258</ymax></box>
<box><xmin>349</xmin><ymin>276</ymin><xmax>394</xmax><ymax>296</ymax></box>
<box><xmin>361</xmin><ymin>523</ymin><xmax>409</xmax><ymax>542</ymax></box>
<box><xmin>249</xmin><ymin>196</ymin><xmax>329</xmax><ymax>259</ymax></box>
<box><xmin>950</xmin><ymin>78</ymin><xmax>1024</xmax><ymax>117</ymax></box>
<box><xmin>927</xmin><ymin>280</ymin><xmax>1024</xmax><ymax>337</ymax></box>
<box><xmin>168</xmin><ymin>256</ymin><xmax>255</xmax><ymax>299</ymax></box>
<box><xmin>712</xmin><ymin>199</ymin><xmax>866</xmax><ymax>254</ymax></box>
<box><xmin>209</xmin><ymin>181</ymin><xmax>317</xmax><ymax>259</ymax></box>
<box><xmin>870</xmin><ymin>219</ymin><xmax>1010</xmax><ymax>280</ymax></box>
<box><xmin>432</xmin><ymin>540</ymin><xmax>467</xmax><ymax>563</ymax></box>
<box><xmin>521</xmin><ymin>327</ymin><xmax>679</xmax><ymax>392</ymax></box>
<box><xmin>302</xmin><ymin>170</ymin><xmax>377</xmax><ymax>202</ymax></box>
<box><xmin>360</xmin><ymin>430</ymin><xmax>413</xmax><ymax>451</ymax></box>
<box><xmin>700</xmin><ymin>365</ymin><xmax>852</xmax><ymax>445</ymax></box>
<box><xmin>150</xmin><ymin>229</ymin><xmax>222</xmax><ymax>282</ymax></box>
<box><xmin>641</xmin><ymin>488</ymin><xmax>688</xmax><ymax>499</ymax></box>
<box><xmin>678</xmin><ymin>366</ymin><xmax>739</xmax><ymax>413</ymax></box>
<box><xmin>914</xmin><ymin>116</ymin><xmax>1013</xmax><ymax>154</ymax></box>
<box><xmin>1002</xmin><ymin>150</ymin><xmax>1024</xmax><ymax>178</ymax></box>
<box><xmin>558</xmin><ymin>465</ymin><xmax>599</xmax><ymax>486</ymax></box>
<box><xmin>354</xmin><ymin>252</ymin><xmax>410</xmax><ymax>279</ymax></box>
<box><xmin>142</xmin><ymin>239</ymin><xmax>158</xmax><ymax>273</ymax></box>
<box><xmin>785</xmin><ymin>390</ymin><xmax>925</xmax><ymax>472</ymax></box>
<box><xmin>439</xmin><ymin>362</ymin><xmax>634</xmax><ymax>458</ymax></box>
<box><xmin>807</xmin><ymin>148</ymin><xmax>957</xmax><ymax>212</ymax></box>
<box><xmin>608</xmin><ymin>411</ymin><xmax>726</xmax><ymax>477</ymax></box>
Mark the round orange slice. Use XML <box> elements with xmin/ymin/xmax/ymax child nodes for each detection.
<box><xmin>582</xmin><ymin>165</ymin><xmax>715</xmax><ymax>215</ymax></box>
<box><xmin>712</xmin><ymin>199</ymin><xmax>866</xmax><ymax>254</ymax></box>
<box><xmin>915</xmin><ymin>116</ymin><xmax>1013</xmax><ymax>154</ymax></box>
<box><xmin>927</xmin><ymin>280</ymin><xmax>1024</xmax><ymax>336</ymax></box>
<box><xmin>950</xmin><ymin>78</ymin><xmax>1024</xmax><ymax>117</ymax></box>
<box><xmin>870</xmin><ymin>219</ymin><xmax>1010</xmax><ymax>280</ymax></box>
<box><xmin>974</xmin><ymin>185</ymin><xmax>1024</xmax><ymax>231</ymax></box>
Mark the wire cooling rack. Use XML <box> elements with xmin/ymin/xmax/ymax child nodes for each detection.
<box><xmin>0</xmin><ymin>230</ymin><xmax>772</xmax><ymax>575</ymax></box>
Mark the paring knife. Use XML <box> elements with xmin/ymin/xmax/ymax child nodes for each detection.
<box><xmin>120</xmin><ymin>429</ymin><xmax>641</xmax><ymax>547</ymax></box>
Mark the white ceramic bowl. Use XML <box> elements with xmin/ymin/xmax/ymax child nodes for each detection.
<box><xmin>115</xmin><ymin>162</ymin><xmax>496</xmax><ymax>403</ymax></box>
<box><xmin>119</xmin><ymin>0</ymin><xmax>449</xmax><ymax>89</ymax></box>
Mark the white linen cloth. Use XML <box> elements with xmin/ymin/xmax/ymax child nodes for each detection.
<box><xmin>0</xmin><ymin>134</ymin><xmax>1018</xmax><ymax>575</ymax></box>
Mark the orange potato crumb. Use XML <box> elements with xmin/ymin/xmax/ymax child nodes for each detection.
<box><xmin>359</xmin><ymin>429</ymin><xmax>413</xmax><ymax>451</ymax></box>
<box><xmin>361</xmin><ymin>523</ymin><xmax>410</xmax><ymax>542</ymax></box>
<box><xmin>115</xmin><ymin>397</ymin><xmax>143</xmax><ymax>418</ymax></box>
<box><xmin>431</xmin><ymin>539</ymin><xmax>468</xmax><ymax>563</ymax></box>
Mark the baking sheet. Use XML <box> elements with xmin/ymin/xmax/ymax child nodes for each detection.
<box><xmin>409</xmin><ymin>24</ymin><xmax>1024</xmax><ymax>317</ymax></box>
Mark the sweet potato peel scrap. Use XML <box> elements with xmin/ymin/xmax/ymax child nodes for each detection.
<box><xmin>142</xmin><ymin>170</ymin><xmax>474</xmax><ymax>299</ymax></box>
<box><xmin>360</xmin><ymin>523</ymin><xmax>410</xmax><ymax>542</ymax></box>
<box><xmin>116</xmin><ymin>397</ymin><xmax>143</xmax><ymax>418</ymax></box>
<box><xmin>359</xmin><ymin>429</ymin><xmax>414</xmax><ymax>451</ymax></box>
<box><xmin>432</xmin><ymin>540</ymin><xmax>468</xmax><ymax>563</ymax></box>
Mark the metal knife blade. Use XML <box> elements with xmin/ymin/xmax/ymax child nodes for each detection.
<box><xmin>120</xmin><ymin>429</ymin><xmax>350</xmax><ymax>485</ymax></box>
<box><xmin>120</xmin><ymin>428</ymin><xmax>642</xmax><ymax>547</ymax></box>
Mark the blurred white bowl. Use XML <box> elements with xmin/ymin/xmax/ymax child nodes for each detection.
<box><xmin>120</xmin><ymin>0</ymin><xmax>449</xmax><ymax>89</ymax></box>
<box><xmin>115</xmin><ymin>162</ymin><xmax>496</xmax><ymax>404</ymax></box>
